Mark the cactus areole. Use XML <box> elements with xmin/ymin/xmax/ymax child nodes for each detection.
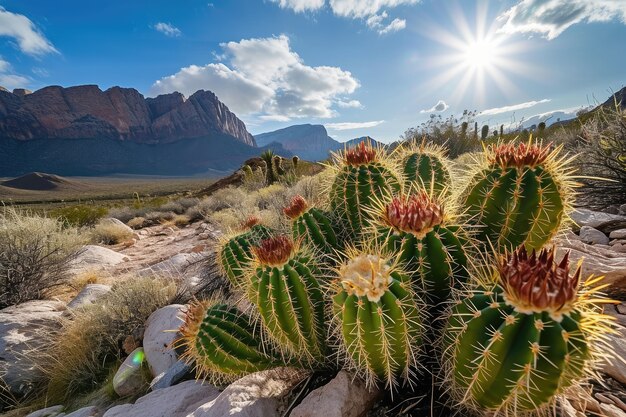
<box><xmin>444</xmin><ymin>246</ymin><xmax>591</xmax><ymax>413</ymax></box>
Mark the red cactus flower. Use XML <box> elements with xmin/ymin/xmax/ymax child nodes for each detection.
<box><xmin>498</xmin><ymin>246</ymin><xmax>581</xmax><ymax>314</ymax></box>
<box><xmin>241</xmin><ymin>216</ymin><xmax>261</xmax><ymax>230</ymax></box>
<box><xmin>283</xmin><ymin>195</ymin><xmax>309</xmax><ymax>219</ymax></box>
<box><xmin>491</xmin><ymin>142</ymin><xmax>551</xmax><ymax>168</ymax></box>
<box><xmin>384</xmin><ymin>192</ymin><xmax>444</xmax><ymax>236</ymax></box>
<box><xmin>345</xmin><ymin>141</ymin><xmax>377</xmax><ymax>166</ymax></box>
<box><xmin>253</xmin><ymin>235</ymin><xmax>294</xmax><ymax>266</ymax></box>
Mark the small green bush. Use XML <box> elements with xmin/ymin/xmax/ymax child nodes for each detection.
<box><xmin>50</xmin><ymin>205</ymin><xmax>108</xmax><ymax>227</ymax></box>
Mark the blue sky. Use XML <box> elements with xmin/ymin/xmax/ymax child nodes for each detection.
<box><xmin>0</xmin><ymin>0</ymin><xmax>625</xmax><ymax>142</ymax></box>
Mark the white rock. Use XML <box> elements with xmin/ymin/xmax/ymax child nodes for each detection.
<box><xmin>143</xmin><ymin>304</ymin><xmax>186</xmax><ymax>377</ymax></box>
<box><xmin>64</xmin><ymin>406</ymin><xmax>101</xmax><ymax>417</ymax></box>
<box><xmin>290</xmin><ymin>370</ymin><xmax>381</xmax><ymax>417</ymax></box>
<box><xmin>25</xmin><ymin>405</ymin><xmax>65</xmax><ymax>417</ymax></box>
<box><xmin>100</xmin><ymin>218</ymin><xmax>134</xmax><ymax>234</ymax></box>
<box><xmin>610</xmin><ymin>229</ymin><xmax>626</xmax><ymax>239</ymax></box>
<box><xmin>67</xmin><ymin>284</ymin><xmax>111</xmax><ymax>310</ymax></box>
<box><xmin>571</xmin><ymin>209</ymin><xmax>626</xmax><ymax>233</ymax></box>
<box><xmin>103</xmin><ymin>380</ymin><xmax>219</xmax><ymax>417</ymax></box>
<box><xmin>579</xmin><ymin>226</ymin><xmax>610</xmax><ymax>245</ymax></box>
<box><xmin>0</xmin><ymin>301</ymin><xmax>65</xmax><ymax>397</ymax></box>
<box><xmin>602</xmin><ymin>326</ymin><xmax>626</xmax><ymax>385</ymax></box>
<box><xmin>138</xmin><ymin>253</ymin><xmax>203</xmax><ymax>277</ymax></box>
<box><xmin>113</xmin><ymin>348</ymin><xmax>148</xmax><ymax>397</ymax></box>
<box><xmin>188</xmin><ymin>367</ymin><xmax>307</xmax><ymax>417</ymax></box>
<box><xmin>70</xmin><ymin>245</ymin><xmax>126</xmax><ymax>273</ymax></box>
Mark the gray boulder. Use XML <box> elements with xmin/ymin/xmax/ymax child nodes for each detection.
<box><xmin>188</xmin><ymin>367</ymin><xmax>308</xmax><ymax>417</ymax></box>
<box><xmin>571</xmin><ymin>209</ymin><xmax>626</xmax><ymax>233</ymax></box>
<box><xmin>103</xmin><ymin>380</ymin><xmax>218</xmax><ymax>417</ymax></box>
<box><xmin>0</xmin><ymin>301</ymin><xmax>65</xmax><ymax>398</ymax></box>
<box><xmin>64</xmin><ymin>406</ymin><xmax>102</xmax><ymax>417</ymax></box>
<box><xmin>67</xmin><ymin>284</ymin><xmax>111</xmax><ymax>310</ymax></box>
<box><xmin>610</xmin><ymin>229</ymin><xmax>626</xmax><ymax>240</ymax></box>
<box><xmin>25</xmin><ymin>405</ymin><xmax>65</xmax><ymax>417</ymax></box>
<box><xmin>579</xmin><ymin>226</ymin><xmax>610</xmax><ymax>245</ymax></box>
<box><xmin>112</xmin><ymin>348</ymin><xmax>148</xmax><ymax>397</ymax></box>
<box><xmin>70</xmin><ymin>245</ymin><xmax>126</xmax><ymax>273</ymax></box>
<box><xmin>143</xmin><ymin>304</ymin><xmax>186</xmax><ymax>377</ymax></box>
<box><xmin>290</xmin><ymin>370</ymin><xmax>381</xmax><ymax>417</ymax></box>
<box><xmin>150</xmin><ymin>360</ymin><xmax>191</xmax><ymax>390</ymax></box>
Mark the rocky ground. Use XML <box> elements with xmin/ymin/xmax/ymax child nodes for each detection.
<box><xmin>2</xmin><ymin>207</ymin><xmax>626</xmax><ymax>417</ymax></box>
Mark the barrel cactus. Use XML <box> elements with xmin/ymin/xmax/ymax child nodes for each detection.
<box><xmin>177</xmin><ymin>300</ymin><xmax>280</xmax><ymax>384</ymax></box>
<box><xmin>332</xmin><ymin>246</ymin><xmax>423</xmax><ymax>390</ymax></box>
<box><xmin>283</xmin><ymin>194</ymin><xmax>341</xmax><ymax>256</ymax></box>
<box><xmin>328</xmin><ymin>140</ymin><xmax>401</xmax><ymax>239</ymax></box>
<box><xmin>247</xmin><ymin>235</ymin><xmax>327</xmax><ymax>363</ymax></box>
<box><xmin>371</xmin><ymin>189</ymin><xmax>470</xmax><ymax>306</ymax></box>
<box><xmin>397</xmin><ymin>140</ymin><xmax>452</xmax><ymax>196</ymax></box>
<box><xmin>442</xmin><ymin>246</ymin><xmax>615</xmax><ymax>415</ymax></box>
<box><xmin>216</xmin><ymin>216</ymin><xmax>273</xmax><ymax>288</ymax></box>
<box><xmin>461</xmin><ymin>140</ymin><xmax>575</xmax><ymax>252</ymax></box>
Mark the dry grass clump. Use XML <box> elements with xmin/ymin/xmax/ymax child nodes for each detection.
<box><xmin>70</xmin><ymin>270</ymin><xmax>105</xmax><ymax>291</ymax></box>
<box><xmin>127</xmin><ymin>216</ymin><xmax>146</xmax><ymax>230</ymax></box>
<box><xmin>0</xmin><ymin>208</ymin><xmax>84</xmax><ymax>309</ymax></box>
<box><xmin>37</xmin><ymin>276</ymin><xmax>177</xmax><ymax>403</ymax></box>
<box><xmin>91</xmin><ymin>219</ymin><xmax>134</xmax><ymax>245</ymax></box>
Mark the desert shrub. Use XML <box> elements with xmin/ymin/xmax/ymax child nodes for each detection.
<box><xmin>177</xmin><ymin>197</ymin><xmax>200</xmax><ymax>210</ymax></box>
<box><xmin>108</xmin><ymin>207</ymin><xmax>144</xmax><ymax>224</ymax></box>
<box><xmin>254</xmin><ymin>183</ymin><xmax>290</xmax><ymax>212</ymax></box>
<box><xmin>570</xmin><ymin>104</ymin><xmax>626</xmax><ymax>209</ymax></box>
<box><xmin>144</xmin><ymin>210</ymin><xmax>176</xmax><ymax>224</ymax></box>
<box><xmin>50</xmin><ymin>205</ymin><xmax>108</xmax><ymax>227</ymax></box>
<box><xmin>91</xmin><ymin>219</ymin><xmax>134</xmax><ymax>245</ymax></box>
<box><xmin>127</xmin><ymin>217</ymin><xmax>146</xmax><ymax>230</ymax></box>
<box><xmin>38</xmin><ymin>276</ymin><xmax>177</xmax><ymax>402</ymax></box>
<box><xmin>0</xmin><ymin>208</ymin><xmax>83</xmax><ymax>308</ymax></box>
<box><xmin>158</xmin><ymin>201</ymin><xmax>185</xmax><ymax>215</ymax></box>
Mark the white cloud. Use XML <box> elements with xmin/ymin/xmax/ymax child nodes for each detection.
<box><xmin>329</xmin><ymin>0</ymin><xmax>419</xmax><ymax>18</ymax></box>
<box><xmin>420</xmin><ymin>100</ymin><xmax>449</xmax><ymax>113</ymax></box>
<box><xmin>337</xmin><ymin>99</ymin><xmax>363</xmax><ymax>108</ymax></box>
<box><xmin>150</xmin><ymin>35</ymin><xmax>359</xmax><ymax>120</ymax></box>
<box><xmin>326</xmin><ymin>120</ymin><xmax>385</xmax><ymax>130</ymax></box>
<box><xmin>271</xmin><ymin>0</ymin><xmax>325</xmax><ymax>12</ymax></box>
<box><xmin>154</xmin><ymin>22</ymin><xmax>182</xmax><ymax>37</ymax></box>
<box><xmin>480</xmin><ymin>99</ymin><xmax>551</xmax><ymax>116</ymax></box>
<box><xmin>0</xmin><ymin>7</ymin><xmax>57</xmax><ymax>55</ymax></box>
<box><xmin>0</xmin><ymin>57</ymin><xmax>30</xmax><ymax>90</ymax></box>
<box><xmin>271</xmin><ymin>0</ymin><xmax>417</xmax><ymax>34</ymax></box>
<box><xmin>498</xmin><ymin>0</ymin><xmax>626</xmax><ymax>40</ymax></box>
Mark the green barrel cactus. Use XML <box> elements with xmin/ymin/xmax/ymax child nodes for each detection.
<box><xmin>217</xmin><ymin>216</ymin><xmax>273</xmax><ymax>288</ymax></box>
<box><xmin>398</xmin><ymin>141</ymin><xmax>452</xmax><ymax>196</ymax></box>
<box><xmin>442</xmin><ymin>246</ymin><xmax>614</xmax><ymax>415</ymax></box>
<box><xmin>177</xmin><ymin>300</ymin><xmax>279</xmax><ymax>384</ymax></box>
<box><xmin>371</xmin><ymin>190</ymin><xmax>469</xmax><ymax>305</ymax></box>
<box><xmin>283</xmin><ymin>194</ymin><xmax>341</xmax><ymax>255</ymax></box>
<box><xmin>329</xmin><ymin>140</ymin><xmax>401</xmax><ymax>239</ymax></box>
<box><xmin>461</xmin><ymin>141</ymin><xmax>574</xmax><ymax>252</ymax></box>
<box><xmin>248</xmin><ymin>235</ymin><xmax>326</xmax><ymax>362</ymax></box>
<box><xmin>332</xmin><ymin>248</ymin><xmax>423</xmax><ymax>390</ymax></box>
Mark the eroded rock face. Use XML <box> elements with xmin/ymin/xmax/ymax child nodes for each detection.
<box><xmin>0</xmin><ymin>86</ymin><xmax>254</xmax><ymax>146</ymax></box>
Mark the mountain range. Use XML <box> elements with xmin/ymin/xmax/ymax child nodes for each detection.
<box><xmin>0</xmin><ymin>85</ymin><xmax>283</xmax><ymax>176</ymax></box>
<box><xmin>255</xmin><ymin>124</ymin><xmax>381</xmax><ymax>161</ymax></box>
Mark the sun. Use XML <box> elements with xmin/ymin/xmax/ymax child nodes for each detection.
<box><xmin>464</xmin><ymin>38</ymin><xmax>498</xmax><ymax>70</ymax></box>
<box><xmin>418</xmin><ymin>2</ymin><xmax>533</xmax><ymax>105</ymax></box>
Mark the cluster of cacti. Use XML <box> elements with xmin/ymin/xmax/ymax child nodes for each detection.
<box><xmin>258</xmin><ymin>149</ymin><xmax>296</xmax><ymax>185</ymax></box>
<box><xmin>178</xmin><ymin>139</ymin><xmax>616</xmax><ymax>416</ymax></box>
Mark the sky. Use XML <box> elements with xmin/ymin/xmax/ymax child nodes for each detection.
<box><xmin>0</xmin><ymin>0</ymin><xmax>625</xmax><ymax>143</ymax></box>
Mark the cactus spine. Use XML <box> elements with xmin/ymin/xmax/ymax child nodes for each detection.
<box><xmin>371</xmin><ymin>190</ymin><xmax>469</xmax><ymax>305</ymax></box>
<box><xmin>217</xmin><ymin>216</ymin><xmax>273</xmax><ymax>287</ymax></box>
<box><xmin>329</xmin><ymin>140</ymin><xmax>400</xmax><ymax>239</ymax></box>
<box><xmin>248</xmin><ymin>236</ymin><xmax>326</xmax><ymax>362</ymax></box>
<box><xmin>283</xmin><ymin>195</ymin><xmax>341</xmax><ymax>255</ymax></box>
<box><xmin>177</xmin><ymin>300</ymin><xmax>279</xmax><ymax>384</ymax></box>
<box><xmin>332</xmin><ymin>248</ymin><xmax>423</xmax><ymax>389</ymax></box>
<box><xmin>461</xmin><ymin>140</ymin><xmax>574</xmax><ymax>252</ymax></box>
<box><xmin>442</xmin><ymin>246</ymin><xmax>615</xmax><ymax>415</ymax></box>
<box><xmin>398</xmin><ymin>141</ymin><xmax>452</xmax><ymax>196</ymax></box>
